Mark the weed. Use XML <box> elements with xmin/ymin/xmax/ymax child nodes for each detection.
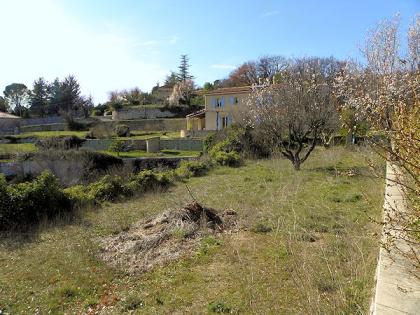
<box><xmin>122</xmin><ymin>295</ymin><xmax>144</xmax><ymax>311</ymax></box>
<box><xmin>208</xmin><ymin>301</ymin><xmax>232</xmax><ymax>313</ymax></box>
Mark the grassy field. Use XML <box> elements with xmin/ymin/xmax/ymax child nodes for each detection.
<box><xmin>102</xmin><ymin>149</ymin><xmax>201</xmax><ymax>158</ymax></box>
<box><xmin>0</xmin><ymin>147</ymin><xmax>384</xmax><ymax>314</ymax></box>
<box><xmin>0</xmin><ymin>143</ymin><xmax>37</xmax><ymax>155</ymax></box>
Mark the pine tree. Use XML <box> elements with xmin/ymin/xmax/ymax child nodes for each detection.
<box><xmin>48</xmin><ymin>78</ymin><xmax>63</xmax><ymax>115</ymax></box>
<box><xmin>29</xmin><ymin>77</ymin><xmax>49</xmax><ymax>117</ymax></box>
<box><xmin>177</xmin><ymin>54</ymin><xmax>194</xmax><ymax>82</ymax></box>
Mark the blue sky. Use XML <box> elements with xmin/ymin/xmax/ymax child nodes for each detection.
<box><xmin>0</xmin><ymin>0</ymin><xmax>418</xmax><ymax>103</ymax></box>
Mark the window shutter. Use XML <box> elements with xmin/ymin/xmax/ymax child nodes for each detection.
<box><xmin>230</xmin><ymin>96</ymin><xmax>234</xmax><ymax>105</ymax></box>
<box><xmin>211</xmin><ymin>97</ymin><xmax>216</xmax><ymax>108</ymax></box>
<box><xmin>221</xmin><ymin>97</ymin><xmax>225</xmax><ymax>107</ymax></box>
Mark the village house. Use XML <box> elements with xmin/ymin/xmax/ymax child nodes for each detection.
<box><xmin>186</xmin><ymin>86</ymin><xmax>252</xmax><ymax>131</ymax></box>
<box><xmin>151</xmin><ymin>84</ymin><xmax>173</xmax><ymax>103</ymax></box>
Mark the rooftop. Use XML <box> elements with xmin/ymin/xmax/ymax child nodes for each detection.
<box><xmin>203</xmin><ymin>86</ymin><xmax>252</xmax><ymax>96</ymax></box>
<box><xmin>0</xmin><ymin>112</ymin><xmax>21</xmax><ymax>119</ymax></box>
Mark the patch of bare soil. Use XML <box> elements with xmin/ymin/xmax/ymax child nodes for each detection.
<box><xmin>98</xmin><ymin>203</ymin><xmax>238</xmax><ymax>274</ymax></box>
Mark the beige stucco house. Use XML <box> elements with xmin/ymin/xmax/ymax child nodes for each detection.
<box><xmin>187</xmin><ymin>86</ymin><xmax>251</xmax><ymax>131</ymax></box>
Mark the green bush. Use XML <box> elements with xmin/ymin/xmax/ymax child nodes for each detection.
<box><xmin>66</xmin><ymin>120</ymin><xmax>87</xmax><ymax>131</ymax></box>
<box><xmin>213</xmin><ymin>151</ymin><xmax>241</xmax><ymax>167</ymax></box>
<box><xmin>114</xmin><ymin>124</ymin><xmax>130</xmax><ymax>137</ymax></box>
<box><xmin>87</xmin><ymin>175</ymin><xmax>131</xmax><ymax>202</ymax></box>
<box><xmin>64</xmin><ymin>185</ymin><xmax>95</xmax><ymax>207</ymax></box>
<box><xmin>0</xmin><ymin>172</ymin><xmax>72</xmax><ymax>229</ymax></box>
<box><xmin>35</xmin><ymin>136</ymin><xmax>85</xmax><ymax>150</ymax></box>
<box><xmin>175</xmin><ymin>160</ymin><xmax>209</xmax><ymax>178</ymax></box>
<box><xmin>0</xmin><ymin>175</ymin><xmax>12</xmax><ymax>225</ymax></box>
<box><xmin>127</xmin><ymin>170</ymin><xmax>172</xmax><ymax>193</ymax></box>
<box><xmin>108</xmin><ymin>139</ymin><xmax>127</xmax><ymax>156</ymax></box>
<box><xmin>205</xmin><ymin>126</ymin><xmax>271</xmax><ymax>159</ymax></box>
<box><xmin>206</xmin><ymin>127</ymin><xmax>244</xmax><ymax>166</ymax></box>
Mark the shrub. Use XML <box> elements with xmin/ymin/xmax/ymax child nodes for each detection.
<box><xmin>175</xmin><ymin>160</ymin><xmax>209</xmax><ymax>178</ymax></box>
<box><xmin>0</xmin><ymin>172</ymin><xmax>72</xmax><ymax>229</ymax></box>
<box><xmin>35</xmin><ymin>136</ymin><xmax>85</xmax><ymax>150</ymax></box>
<box><xmin>87</xmin><ymin>175</ymin><xmax>131</xmax><ymax>202</ymax></box>
<box><xmin>0</xmin><ymin>175</ymin><xmax>12</xmax><ymax>225</ymax></box>
<box><xmin>114</xmin><ymin>124</ymin><xmax>130</xmax><ymax>137</ymax></box>
<box><xmin>64</xmin><ymin>185</ymin><xmax>95</xmax><ymax>207</ymax></box>
<box><xmin>108</xmin><ymin>139</ymin><xmax>127</xmax><ymax>156</ymax></box>
<box><xmin>66</xmin><ymin>119</ymin><xmax>87</xmax><ymax>131</ymax></box>
<box><xmin>213</xmin><ymin>151</ymin><xmax>241</xmax><ymax>167</ymax></box>
<box><xmin>127</xmin><ymin>170</ymin><xmax>172</xmax><ymax>193</ymax></box>
<box><xmin>205</xmin><ymin>126</ymin><xmax>271</xmax><ymax>159</ymax></box>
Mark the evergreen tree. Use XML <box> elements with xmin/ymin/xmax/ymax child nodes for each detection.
<box><xmin>3</xmin><ymin>83</ymin><xmax>29</xmax><ymax>117</ymax></box>
<box><xmin>0</xmin><ymin>96</ymin><xmax>8</xmax><ymax>112</ymax></box>
<box><xmin>60</xmin><ymin>75</ymin><xmax>82</xmax><ymax>115</ymax></box>
<box><xmin>29</xmin><ymin>77</ymin><xmax>49</xmax><ymax>117</ymax></box>
<box><xmin>164</xmin><ymin>71</ymin><xmax>178</xmax><ymax>87</ymax></box>
<box><xmin>176</xmin><ymin>54</ymin><xmax>194</xmax><ymax>82</ymax></box>
<box><xmin>47</xmin><ymin>78</ymin><xmax>62</xmax><ymax>115</ymax></box>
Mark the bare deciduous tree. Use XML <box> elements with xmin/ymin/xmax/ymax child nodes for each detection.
<box><xmin>335</xmin><ymin>14</ymin><xmax>420</xmax><ymax>270</ymax></box>
<box><xmin>240</xmin><ymin>58</ymin><xmax>340</xmax><ymax>170</ymax></box>
<box><xmin>168</xmin><ymin>79</ymin><xmax>195</xmax><ymax>107</ymax></box>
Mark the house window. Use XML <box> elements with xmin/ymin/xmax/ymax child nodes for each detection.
<box><xmin>230</xmin><ymin>96</ymin><xmax>239</xmax><ymax>105</ymax></box>
<box><xmin>210</xmin><ymin>97</ymin><xmax>216</xmax><ymax>108</ymax></box>
<box><xmin>222</xmin><ymin>116</ymin><xmax>229</xmax><ymax>128</ymax></box>
<box><xmin>216</xmin><ymin>97</ymin><xmax>225</xmax><ymax>107</ymax></box>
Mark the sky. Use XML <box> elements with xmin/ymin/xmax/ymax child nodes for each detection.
<box><xmin>0</xmin><ymin>0</ymin><xmax>418</xmax><ymax>103</ymax></box>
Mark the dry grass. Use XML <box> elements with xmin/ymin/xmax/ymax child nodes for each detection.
<box><xmin>0</xmin><ymin>146</ymin><xmax>384</xmax><ymax>314</ymax></box>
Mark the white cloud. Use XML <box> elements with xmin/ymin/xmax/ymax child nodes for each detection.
<box><xmin>210</xmin><ymin>64</ymin><xmax>236</xmax><ymax>70</ymax></box>
<box><xmin>261</xmin><ymin>10</ymin><xmax>279</xmax><ymax>18</ymax></box>
<box><xmin>0</xmin><ymin>0</ymin><xmax>168</xmax><ymax>103</ymax></box>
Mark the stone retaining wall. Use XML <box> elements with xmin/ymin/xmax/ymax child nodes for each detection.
<box><xmin>113</xmin><ymin>108</ymin><xmax>176</xmax><ymax>120</ymax></box>
<box><xmin>160</xmin><ymin>139</ymin><xmax>203</xmax><ymax>151</ymax></box>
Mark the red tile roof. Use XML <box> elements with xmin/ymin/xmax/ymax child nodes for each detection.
<box><xmin>203</xmin><ymin>86</ymin><xmax>252</xmax><ymax>96</ymax></box>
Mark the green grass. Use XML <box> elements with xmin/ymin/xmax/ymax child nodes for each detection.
<box><xmin>0</xmin><ymin>143</ymin><xmax>37</xmax><ymax>155</ymax></box>
<box><xmin>0</xmin><ymin>147</ymin><xmax>385</xmax><ymax>314</ymax></box>
<box><xmin>12</xmin><ymin>131</ymin><xmax>89</xmax><ymax>139</ymax></box>
<box><xmin>101</xmin><ymin>149</ymin><xmax>201</xmax><ymax>158</ymax></box>
<box><xmin>126</xmin><ymin>131</ymin><xmax>182</xmax><ymax>140</ymax></box>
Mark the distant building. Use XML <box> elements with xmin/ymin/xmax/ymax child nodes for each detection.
<box><xmin>151</xmin><ymin>84</ymin><xmax>173</xmax><ymax>103</ymax></box>
<box><xmin>186</xmin><ymin>86</ymin><xmax>252</xmax><ymax>131</ymax></box>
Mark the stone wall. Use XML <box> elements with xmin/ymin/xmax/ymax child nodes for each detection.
<box><xmin>81</xmin><ymin>139</ymin><xmax>147</xmax><ymax>151</ymax></box>
<box><xmin>2</xmin><ymin>118</ymin><xmax>186</xmax><ymax>134</ymax></box>
<box><xmin>0</xmin><ymin>118</ymin><xmax>20</xmax><ymax>135</ymax></box>
<box><xmin>113</xmin><ymin>108</ymin><xmax>176</xmax><ymax>120</ymax></box>
<box><xmin>20</xmin><ymin>123</ymin><xmax>66</xmax><ymax>133</ymax></box>
<box><xmin>160</xmin><ymin>139</ymin><xmax>203</xmax><ymax>151</ymax></box>
<box><xmin>114</xmin><ymin>118</ymin><xmax>187</xmax><ymax>131</ymax></box>
<box><xmin>80</xmin><ymin>138</ymin><xmax>202</xmax><ymax>152</ymax></box>
<box><xmin>19</xmin><ymin>116</ymin><xmax>65</xmax><ymax>126</ymax></box>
